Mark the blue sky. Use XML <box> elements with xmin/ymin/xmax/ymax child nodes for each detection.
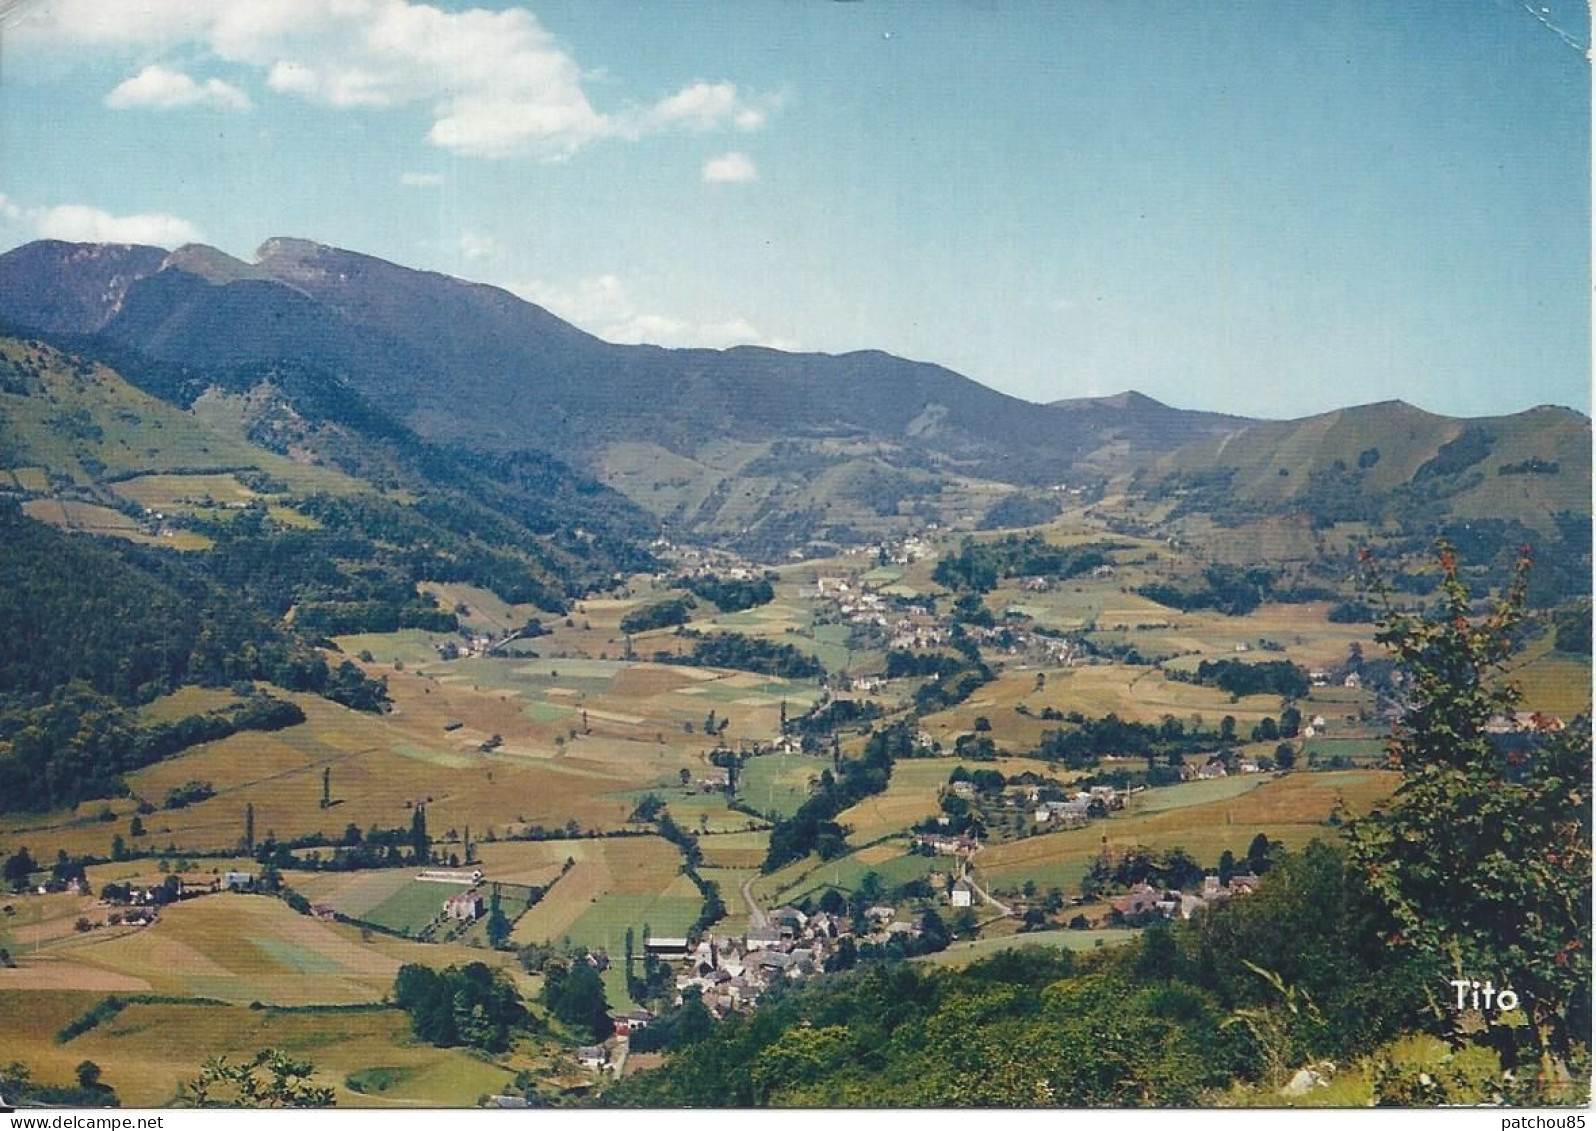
<box><xmin>0</xmin><ymin>0</ymin><xmax>1588</xmax><ymax>419</ymax></box>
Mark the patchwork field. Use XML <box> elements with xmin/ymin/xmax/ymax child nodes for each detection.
<box><xmin>837</xmin><ymin>759</ymin><xmax>958</xmax><ymax>846</ymax></box>
<box><xmin>0</xmin><ymin>653</ymin><xmax>830</xmax><ymax>867</ymax></box>
<box><xmin>974</xmin><ymin>770</ymin><xmax>1396</xmax><ymax>894</ymax></box>
<box><xmin>757</xmin><ymin>840</ymin><xmax>951</xmax><ymax>908</ymax></box>
<box><xmin>0</xmin><ymin>891</ymin><xmax>522</xmax><ymax>1008</ymax></box>
<box><xmin>509</xmin><ymin>837</ymin><xmax>701</xmax><ymax>955</ymax></box>
<box><xmin>697</xmin><ymin>831</ymin><xmax>772</xmax><ymax>870</ymax></box>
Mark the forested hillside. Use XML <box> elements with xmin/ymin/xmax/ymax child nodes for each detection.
<box><xmin>0</xmin><ymin>503</ymin><xmax>385</xmax><ymax>811</ymax></box>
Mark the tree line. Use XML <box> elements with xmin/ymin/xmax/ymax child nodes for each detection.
<box><xmin>762</xmin><ymin>722</ymin><xmax>907</xmax><ymax>871</ymax></box>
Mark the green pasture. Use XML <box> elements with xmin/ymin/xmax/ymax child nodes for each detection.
<box><xmin>1128</xmin><ymin>775</ymin><xmax>1268</xmax><ymax>815</ymax></box>
<box><xmin>915</xmin><ymin>928</ymin><xmax>1142</xmax><ymax>968</ymax></box>
<box><xmin>359</xmin><ymin>881</ymin><xmax>451</xmax><ymax>936</ymax></box>
<box><xmin>740</xmin><ymin>752</ymin><xmax>825</xmax><ymax>818</ymax></box>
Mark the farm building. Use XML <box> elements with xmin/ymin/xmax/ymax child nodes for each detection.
<box><xmin>609</xmin><ymin>1009</ymin><xmax>654</xmax><ymax>1037</ymax></box>
<box><xmin>443</xmin><ymin>889</ymin><xmax>485</xmax><ymax>921</ymax></box>
<box><xmin>744</xmin><ymin>926</ymin><xmax>782</xmax><ymax>950</ymax></box>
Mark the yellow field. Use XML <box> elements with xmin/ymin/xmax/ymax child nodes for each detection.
<box><xmin>697</xmin><ymin>830</ymin><xmax>772</xmax><ymax>869</ymax></box>
<box><xmin>975</xmin><ymin>770</ymin><xmax>1396</xmax><ymax>892</ymax></box>
<box><xmin>415</xmin><ymin>581</ymin><xmax>541</xmax><ymax>638</ymax></box>
<box><xmin>19</xmin><ymin>498</ymin><xmax>213</xmax><ymax>551</ymax></box>
<box><xmin>838</xmin><ymin>759</ymin><xmax>954</xmax><ymax>846</ymax></box>
<box><xmin>510</xmin><ymin>836</ymin><xmax>697</xmax><ymax>951</ymax></box>
<box><xmin>1</xmin><ymin>654</ymin><xmax>786</xmax><ymax>862</ymax></box>
<box><xmin>1017</xmin><ymin>663</ymin><xmax>1298</xmax><ymax>727</ymax></box>
<box><xmin>1501</xmin><ymin>634</ymin><xmax>1592</xmax><ymax>719</ymax></box>
<box><xmin>30</xmin><ymin>895</ymin><xmax>501</xmax><ymax>1005</ymax></box>
<box><xmin>0</xmin><ymin>995</ymin><xmax>518</xmax><ymax>1107</ymax></box>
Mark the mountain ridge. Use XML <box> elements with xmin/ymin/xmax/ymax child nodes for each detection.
<box><xmin>0</xmin><ymin>237</ymin><xmax>1586</xmax><ymax>554</ymax></box>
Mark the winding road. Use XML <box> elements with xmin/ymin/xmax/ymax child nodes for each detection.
<box><xmin>740</xmin><ymin>875</ymin><xmax>768</xmax><ymax>929</ymax></box>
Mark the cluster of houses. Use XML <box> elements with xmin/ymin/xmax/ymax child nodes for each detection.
<box><xmin>1111</xmin><ymin>872</ymin><xmax>1263</xmax><ymax>921</ymax></box>
<box><xmin>867</xmin><ymin>535</ymin><xmax>933</xmax><ymax>566</ymax></box>
<box><xmin>1031</xmin><ymin>784</ymin><xmax>1127</xmax><ymax>827</ymax></box>
<box><xmin>1485</xmin><ymin>711</ymin><xmax>1567</xmax><ymax>734</ymax></box>
<box><xmin>911</xmin><ymin>831</ymin><xmax>981</xmax><ymax>856</ymax></box>
<box><xmin>797</xmin><ymin>562</ymin><xmax>1091</xmax><ymax>669</ymax></box>
<box><xmin>651</xmin><ymin>905</ymin><xmax>923</xmax><ymax>1018</ymax></box>
<box><xmin>432</xmin><ymin>635</ymin><xmax>501</xmax><ymax>660</ymax></box>
<box><xmin>1309</xmin><ymin>668</ymin><xmax>1366</xmax><ymax>691</ymax></box>
<box><xmin>650</xmin><ymin>540</ymin><xmax>763</xmax><ymax>582</ymax></box>
<box><xmin>1185</xmin><ymin>756</ymin><xmax>1276</xmax><ymax>781</ymax></box>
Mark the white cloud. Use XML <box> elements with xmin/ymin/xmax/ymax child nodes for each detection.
<box><xmin>21</xmin><ymin>0</ymin><xmax>773</xmax><ymax>160</ymax></box>
<box><xmin>105</xmin><ymin>64</ymin><xmax>252</xmax><ymax>112</ymax></box>
<box><xmin>31</xmin><ymin>203</ymin><xmax>203</xmax><ymax>246</ymax></box>
<box><xmin>703</xmin><ymin>152</ymin><xmax>757</xmax><ymax>184</ymax></box>
<box><xmin>458</xmin><ymin>229</ymin><xmax>498</xmax><ymax>263</ymax></box>
<box><xmin>399</xmin><ymin>172</ymin><xmax>442</xmax><ymax>188</ymax></box>
<box><xmin>641</xmin><ymin>82</ymin><xmax>741</xmax><ymax>132</ymax></box>
<box><xmin>510</xmin><ymin>274</ymin><xmax>796</xmax><ymax>351</ymax></box>
<box><xmin>0</xmin><ymin>192</ymin><xmax>202</xmax><ymax>247</ymax></box>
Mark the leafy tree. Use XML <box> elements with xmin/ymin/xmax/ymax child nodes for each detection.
<box><xmin>1244</xmin><ymin>833</ymin><xmax>1279</xmax><ymax>876</ymax></box>
<box><xmin>1348</xmin><ymin>541</ymin><xmax>1592</xmax><ymax>1084</ymax></box>
<box><xmin>3</xmin><ymin>848</ymin><xmax>35</xmax><ymax>890</ymax></box>
<box><xmin>409</xmin><ymin>805</ymin><xmax>429</xmax><ymax>863</ymax></box>
<box><xmin>180</xmin><ymin>1049</ymin><xmax>334</xmax><ymax>1108</ymax></box>
<box><xmin>1251</xmin><ymin>717</ymin><xmax>1279</xmax><ymax>743</ymax></box>
<box><xmin>541</xmin><ymin>959</ymin><xmax>612</xmax><ymax>1043</ymax></box>
<box><xmin>394</xmin><ymin>962</ymin><xmax>525</xmax><ymax>1052</ymax></box>
<box><xmin>486</xmin><ymin>889</ymin><xmax>512</xmax><ymax>949</ymax></box>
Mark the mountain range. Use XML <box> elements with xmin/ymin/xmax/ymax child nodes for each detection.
<box><xmin>0</xmin><ymin>236</ymin><xmax>1586</xmax><ymax>555</ymax></box>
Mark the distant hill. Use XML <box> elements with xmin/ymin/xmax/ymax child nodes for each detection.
<box><xmin>0</xmin><ymin>238</ymin><xmax>1248</xmax><ymax>549</ymax></box>
<box><xmin>0</xmin><ymin>332</ymin><xmax>656</xmax><ymax>610</ymax></box>
<box><xmin>1046</xmin><ymin>389</ymin><xmax>1251</xmax><ymax>476</ymax></box>
<box><xmin>1</xmin><ymin>237</ymin><xmax>1586</xmax><ymax>556</ymax></box>
<box><xmin>0</xmin><ymin>239</ymin><xmax>167</xmax><ymax>334</ymax></box>
<box><xmin>1137</xmin><ymin>399</ymin><xmax>1591</xmax><ymax>533</ymax></box>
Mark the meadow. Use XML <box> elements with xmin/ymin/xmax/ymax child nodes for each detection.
<box><xmin>974</xmin><ymin>770</ymin><xmax>1395</xmax><ymax>895</ymax></box>
<box><xmin>0</xmin><ymin>650</ymin><xmax>826</xmax><ymax>867</ymax></box>
<box><xmin>508</xmin><ymin>836</ymin><xmax>701</xmax><ymax>955</ymax></box>
<box><xmin>739</xmin><ymin>752</ymin><xmax>826</xmax><ymax>818</ymax></box>
<box><xmin>0</xmin><ymin>992</ymin><xmax>519</xmax><ymax>1107</ymax></box>
<box><xmin>914</xmin><ymin>927</ymin><xmax>1142</xmax><ymax>968</ymax></box>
